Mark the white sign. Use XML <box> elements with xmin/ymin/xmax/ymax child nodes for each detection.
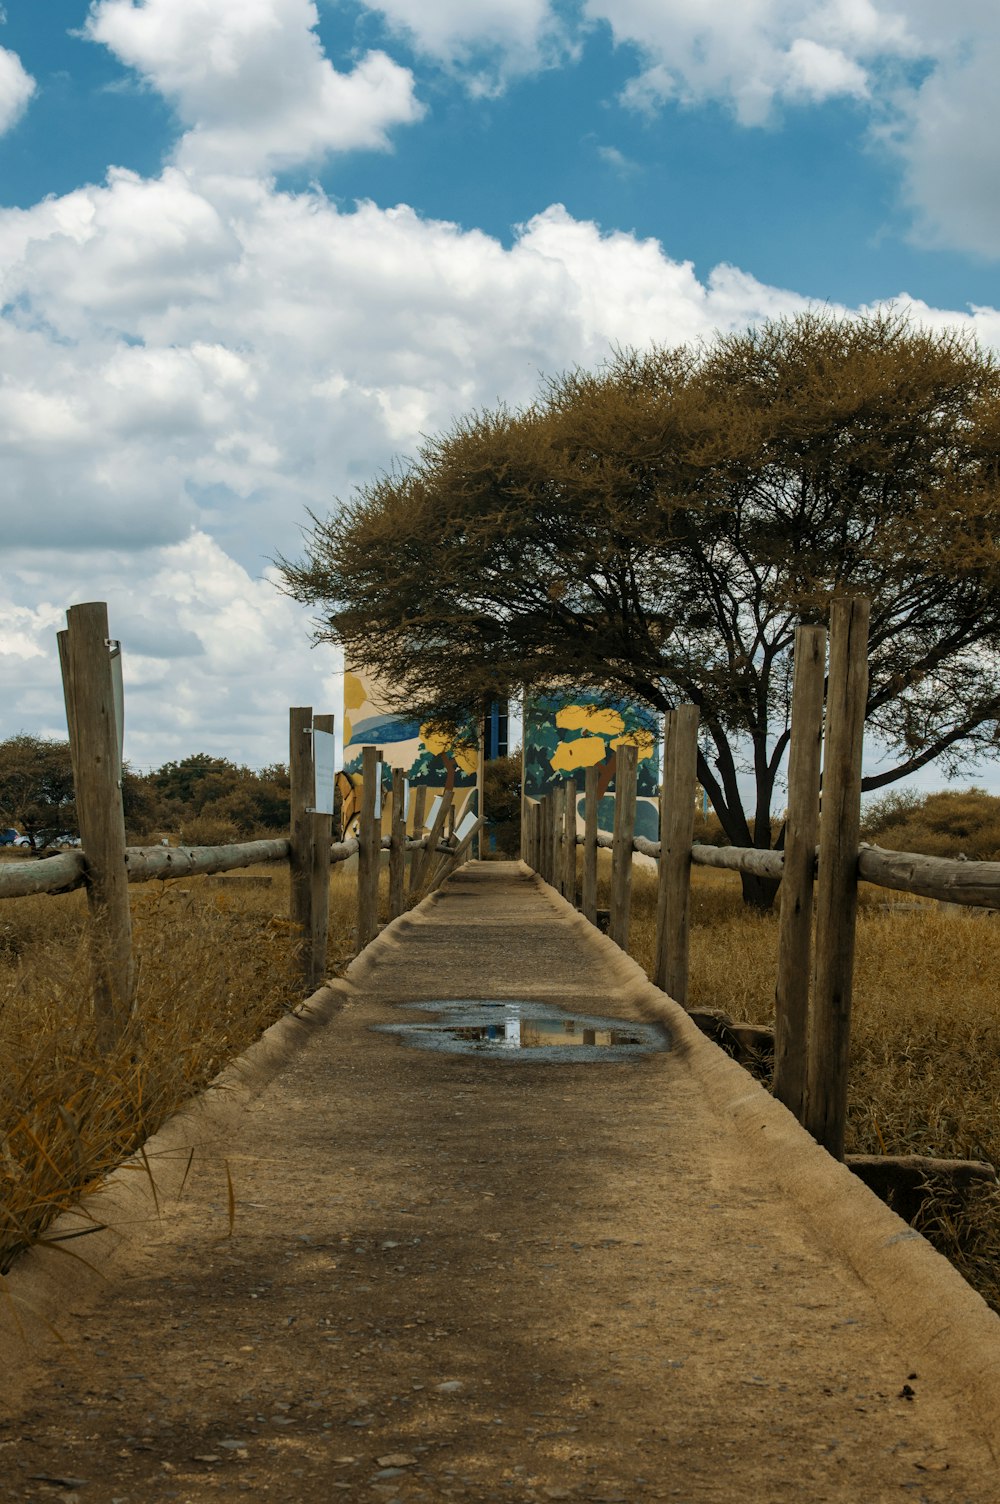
<box><xmin>108</xmin><ymin>641</ymin><xmax>124</xmax><ymax>777</ymax></box>
<box><xmin>455</xmin><ymin>810</ymin><xmax>478</xmax><ymax>844</ymax></box>
<box><xmin>425</xmin><ymin>794</ymin><xmax>443</xmax><ymax>831</ymax></box>
<box><xmin>312</xmin><ymin>728</ymin><xmax>337</xmax><ymax>815</ymax></box>
<box><xmin>373</xmin><ymin>773</ymin><xmax>383</xmax><ymax>819</ymax></box>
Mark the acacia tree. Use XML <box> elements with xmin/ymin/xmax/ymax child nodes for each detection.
<box><xmin>0</xmin><ymin>734</ymin><xmax>77</xmax><ymax>850</ymax></box>
<box><xmin>280</xmin><ymin>311</ymin><xmax>1000</xmax><ymax>907</ymax></box>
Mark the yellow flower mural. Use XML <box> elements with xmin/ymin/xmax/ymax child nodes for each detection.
<box><xmin>551</xmin><ymin>736</ymin><xmax>608</xmax><ymax>772</ymax></box>
<box><xmin>610</xmin><ymin>729</ymin><xmax>656</xmax><ymax>759</ymax></box>
<box><xmin>555</xmin><ymin>704</ymin><xmax>625</xmax><ymax>737</ymax></box>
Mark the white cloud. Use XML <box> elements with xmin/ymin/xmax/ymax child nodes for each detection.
<box><xmin>0</xmin><ymin>44</ymin><xmax>35</xmax><ymax>134</ymax></box>
<box><xmin>593</xmin><ymin>0</ymin><xmax>914</xmax><ymax>125</ymax></box>
<box><xmin>86</xmin><ymin>0</ymin><xmax>423</xmax><ymax>171</ymax></box>
<box><xmin>359</xmin><ymin>0</ymin><xmax>569</xmax><ymax>89</ymax></box>
<box><xmin>886</xmin><ymin>36</ymin><xmax>1000</xmax><ymax>258</ymax></box>
<box><xmin>3</xmin><ymin>0</ymin><xmax>1000</xmax><ymax>767</ymax></box>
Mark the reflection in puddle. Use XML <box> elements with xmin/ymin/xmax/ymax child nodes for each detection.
<box><xmin>374</xmin><ymin>1000</ymin><xmax>668</xmax><ymax>1061</ymax></box>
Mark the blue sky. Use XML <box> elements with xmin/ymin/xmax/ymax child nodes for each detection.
<box><xmin>1</xmin><ymin>1</ymin><xmax>999</xmax><ymax>789</ymax></box>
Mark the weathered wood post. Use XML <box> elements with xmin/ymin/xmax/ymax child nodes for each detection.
<box><xmin>289</xmin><ymin>706</ymin><xmax>317</xmax><ymax>987</ymax></box>
<box><xmin>539</xmin><ymin>792</ymin><xmax>553</xmax><ymax>885</ymax></box>
<box><xmin>654</xmin><ymin>705</ymin><xmax>699</xmax><ymax>1004</ymax></box>
<box><xmin>308</xmin><ymin>711</ymin><xmax>334</xmax><ymax>988</ymax></box>
<box><xmin>407</xmin><ymin>785</ymin><xmax>428</xmax><ymax>894</ymax></box>
<box><xmin>805</xmin><ymin>597</ymin><xmax>870</xmax><ymax>1159</ymax></box>
<box><xmin>551</xmin><ymin>782</ymin><xmax>565</xmax><ymax>894</ymax></box>
<box><xmin>582</xmin><ymin>764</ymin><xmax>599</xmax><ymax>924</ymax></box>
<box><xmin>357</xmin><ymin>744</ymin><xmax>382</xmax><ymax>949</ymax></box>
<box><xmin>389</xmin><ymin>765</ymin><xmax>407</xmax><ymax>919</ymax></box>
<box><xmin>58</xmin><ymin>602</ymin><xmax>133</xmax><ymax>1045</ymax></box>
<box><xmin>609</xmin><ymin>743</ymin><xmax>638</xmax><ymax>948</ymax></box>
<box><xmin>413</xmin><ymin>783</ymin><xmax>454</xmax><ymax>891</ymax></box>
<box><xmin>563</xmin><ymin>778</ymin><xmax>577</xmax><ymax>904</ymax></box>
<box><xmin>526</xmin><ymin>799</ymin><xmax>539</xmax><ymax>871</ymax></box>
<box><xmin>773</xmin><ymin>625</ymin><xmax>826</xmax><ymax>1120</ymax></box>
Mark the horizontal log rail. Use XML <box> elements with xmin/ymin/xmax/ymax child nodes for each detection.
<box><xmin>857</xmin><ymin>844</ymin><xmax>1000</xmax><ymax>910</ymax></box>
<box><xmin>0</xmin><ymin>829</ymin><xmax>466</xmax><ymax>902</ymax></box>
<box><xmin>580</xmin><ymin>830</ymin><xmax>1000</xmax><ymax>905</ymax></box>
<box><xmin>7</xmin><ymin>827</ymin><xmax>999</xmax><ymax>912</ymax></box>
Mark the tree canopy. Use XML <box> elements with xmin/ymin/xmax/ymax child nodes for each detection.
<box><xmin>280</xmin><ymin>310</ymin><xmax>1000</xmax><ymax>891</ymax></box>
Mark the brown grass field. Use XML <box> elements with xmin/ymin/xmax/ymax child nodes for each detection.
<box><xmin>3</xmin><ymin>851</ymin><xmax>1000</xmax><ymax>1315</ymax></box>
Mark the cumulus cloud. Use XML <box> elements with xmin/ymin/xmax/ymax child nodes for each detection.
<box><xmin>5</xmin><ymin>0</ymin><xmax>1000</xmax><ymax>766</ymax></box>
<box><xmin>0</xmin><ymin>44</ymin><xmax>35</xmax><ymax>133</ymax></box>
<box><xmin>359</xmin><ymin>0</ymin><xmax>570</xmax><ymax>89</ymax></box>
<box><xmin>86</xmin><ymin>0</ymin><xmax>423</xmax><ymax>171</ymax></box>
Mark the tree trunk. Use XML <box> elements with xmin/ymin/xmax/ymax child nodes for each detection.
<box><xmin>740</xmin><ymin>869</ymin><xmax>781</xmax><ymax>912</ymax></box>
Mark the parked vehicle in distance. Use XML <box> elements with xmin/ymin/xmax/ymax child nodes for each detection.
<box><xmin>0</xmin><ymin>828</ymin><xmax>18</xmax><ymax>845</ymax></box>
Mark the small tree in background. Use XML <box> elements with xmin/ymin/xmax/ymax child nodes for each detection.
<box><xmin>0</xmin><ymin>734</ymin><xmax>76</xmax><ymax>850</ymax></box>
<box><xmin>482</xmin><ymin>752</ymin><xmax>522</xmax><ymax>858</ymax></box>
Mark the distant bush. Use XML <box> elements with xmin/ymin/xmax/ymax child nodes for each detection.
<box><xmin>179</xmin><ymin>815</ymin><xmax>242</xmax><ymax>847</ymax></box>
<box><xmin>861</xmin><ymin>787</ymin><xmax>1000</xmax><ymax>860</ymax></box>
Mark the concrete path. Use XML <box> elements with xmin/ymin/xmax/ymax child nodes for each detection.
<box><xmin>3</xmin><ymin>862</ymin><xmax>999</xmax><ymax>1503</ymax></box>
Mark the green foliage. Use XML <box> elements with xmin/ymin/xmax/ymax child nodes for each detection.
<box><xmin>0</xmin><ymin>734</ymin><xmax>76</xmax><ymax>849</ymax></box>
<box><xmin>144</xmin><ymin>755</ymin><xmax>290</xmax><ymax>836</ymax></box>
<box><xmin>482</xmin><ymin>752</ymin><xmax>522</xmax><ymax>857</ymax></box>
<box><xmin>281</xmin><ymin>309</ymin><xmax>1000</xmax><ymax>882</ymax></box>
<box><xmin>862</xmin><ymin>786</ymin><xmax>1000</xmax><ymax>860</ymax></box>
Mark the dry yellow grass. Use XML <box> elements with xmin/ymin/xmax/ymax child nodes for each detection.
<box><xmin>0</xmin><ymin>860</ymin><xmax>363</xmax><ymax>1273</ymax></box>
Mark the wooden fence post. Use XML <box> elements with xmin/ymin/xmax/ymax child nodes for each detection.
<box><xmin>526</xmin><ymin>799</ymin><xmax>539</xmax><ymax>871</ymax></box>
<box><xmin>805</xmin><ymin>597</ymin><xmax>870</xmax><ymax>1159</ymax></box>
<box><xmin>412</xmin><ymin>783</ymin><xmax>454</xmax><ymax>891</ymax></box>
<box><xmin>407</xmin><ymin>785</ymin><xmax>428</xmax><ymax>894</ymax></box>
<box><xmin>773</xmin><ymin>625</ymin><xmax>826</xmax><ymax>1120</ymax></box>
<box><xmin>654</xmin><ymin>706</ymin><xmax>699</xmax><ymax>1004</ymax></box>
<box><xmin>357</xmin><ymin>744</ymin><xmax>382</xmax><ymax>949</ymax></box>
<box><xmin>540</xmin><ymin>793</ymin><xmax>553</xmax><ymax>885</ymax></box>
<box><xmin>563</xmin><ymin>778</ymin><xmax>578</xmax><ymax>904</ymax></box>
<box><xmin>389</xmin><ymin>766</ymin><xmax>407</xmax><ymax>918</ymax></box>
<box><xmin>58</xmin><ymin>602</ymin><xmax>133</xmax><ymax>1045</ymax></box>
<box><xmin>289</xmin><ymin>706</ymin><xmax>315</xmax><ymax>987</ymax></box>
<box><xmin>609</xmin><ymin>743</ymin><xmax>638</xmax><ymax>948</ymax></box>
<box><xmin>582</xmin><ymin>764</ymin><xmax>599</xmax><ymax>924</ymax></box>
<box><xmin>551</xmin><ymin>782</ymin><xmax>565</xmax><ymax>894</ymax></box>
<box><xmin>307</xmin><ymin>711</ymin><xmax>334</xmax><ymax>988</ymax></box>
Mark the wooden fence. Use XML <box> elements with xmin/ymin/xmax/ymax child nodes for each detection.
<box><xmin>0</xmin><ymin>601</ymin><xmax>482</xmax><ymax>1046</ymax></box>
<box><xmin>522</xmin><ymin>597</ymin><xmax>1000</xmax><ymax>1163</ymax></box>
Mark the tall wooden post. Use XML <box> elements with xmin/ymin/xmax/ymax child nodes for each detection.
<box><xmin>563</xmin><ymin>778</ymin><xmax>577</xmax><ymax>904</ymax></box>
<box><xmin>289</xmin><ymin>706</ymin><xmax>315</xmax><ymax>986</ymax></box>
<box><xmin>389</xmin><ymin>766</ymin><xmax>407</xmax><ymax>918</ymax></box>
<box><xmin>654</xmin><ymin>706</ymin><xmax>699</xmax><ymax>1004</ymax></box>
<box><xmin>582</xmin><ymin>764</ymin><xmax>599</xmax><ymax>924</ymax></box>
<box><xmin>58</xmin><ymin>602</ymin><xmax>133</xmax><ymax>1045</ymax></box>
<box><xmin>475</xmin><ymin>716</ymin><xmax>486</xmax><ymax>861</ymax></box>
<box><xmin>551</xmin><ymin>782</ymin><xmax>565</xmax><ymax>894</ymax></box>
<box><xmin>805</xmin><ymin>598</ymin><xmax>870</xmax><ymax>1159</ymax></box>
<box><xmin>407</xmin><ymin>785</ymin><xmax>428</xmax><ymax>894</ymax></box>
<box><xmin>307</xmin><ymin>711</ymin><xmax>334</xmax><ymax>989</ymax></box>
<box><xmin>539</xmin><ymin>793</ymin><xmax>552</xmax><ymax>885</ymax></box>
<box><xmin>525</xmin><ymin>799</ymin><xmax>537</xmax><ymax>870</ymax></box>
<box><xmin>609</xmin><ymin>743</ymin><xmax>638</xmax><ymax>949</ymax></box>
<box><xmin>357</xmin><ymin>744</ymin><xmax>382</xmax><ymax>949</ymax></box>
<box><xmin>773</xmin><ymin>626</ymin><xmax>826</xmax><ymax>1120</ymax></box>
<box><xmin>412</xmin><ymin>783</ymin><xmax>454</xmax><ymax>891</ymax></box>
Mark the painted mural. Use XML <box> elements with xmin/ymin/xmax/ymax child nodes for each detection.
<box><xmin>340</xmin><ymin>666</ymin><xmax>479</xmax><ymax>835</ymax></box>
<box><xmin>523</xmin><ymin>690</ymin><xmax>660</xmax><ymax>841</ymax></box>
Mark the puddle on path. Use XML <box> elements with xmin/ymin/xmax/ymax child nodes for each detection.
<box><xmin>374</xmin><ymin>999</ymin><xmax>669</xmax><ymax>1061</ymax></box>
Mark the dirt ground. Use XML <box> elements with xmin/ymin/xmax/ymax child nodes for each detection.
<box><xmin>2</xmin><ymin>862</ymin><xmax>998</xmax><ymax>1503</ymax></box>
